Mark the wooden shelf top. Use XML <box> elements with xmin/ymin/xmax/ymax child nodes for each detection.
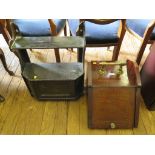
<box><xmin>10</xmin><ymin>36</ymin><xmax>85</xmax><ymax>49</ymax></box>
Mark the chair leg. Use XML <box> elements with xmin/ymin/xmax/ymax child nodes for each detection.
<box><xmin>77</xmin><ymin>47</ymin><xmax>85</xmax><ymax>63</ymax></box>
<box><xmin>112</xmin><ymin>45</ymin><xmax>121</xmax><ymax>61</ymax></box>
<box><xmin>0</xmin><ymin>48</ymin><xmax>14</xmax><ymax>75</ymax></box>
<box><xmin>107</xmin><ymin>46</ymin><xmax>111</xmax><ymax>51</ymax></box>
<box><xmin>112</xmin><ymin>33</ymin><xmax>126</xmax><ymax>61</ymax></box>
<box><xmin>64</xmin><ymin>25</ymin><xmax>71</xmax><ymax>52</ymax></box>
<box><xmin>0</xmin><ymin>94</ymin><xmax>5</xmax><ymax>102</ymax></box>
<box><xmin>112</xmin><ymin>20</ymin><xmax>126</xmax><ymax>61</ymax></box>
<box><xmin>136</xmin><ymin>20</ymin><xmax>155</xmax><ymax>65</ymax></box>
<box><xmin>69</xmin><ymin>31</ymin><xmax>74</xmax><ymax>52</ymax></box>
<box><xmin>64</xmin><ymin>25</ymin><xmax>67</xmax><ymax>36</ymax></box>
<box><xmin>54</xmin><ymin>48</ymin><xmax>61</xmax><ymax>62</ymax></box>
<box><xmin>136</xmin><ymin>39</ymin><xmax>148</xmax><ymax>65</ymax></box>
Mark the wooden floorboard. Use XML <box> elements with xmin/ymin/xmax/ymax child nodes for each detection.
<box><xmin>52</xmin><ymin>102</ymin><xmax>68</xmax><ymax>135</ymax></box>
<box><xmin>13</xmin><ymin>81</ymin><xmax>32</xmax><ymax>134</ymax></box>
<box><xmin>67</xmin><ymin>100</ymin><xmax>80</xmax><ymax>135</ymax></box>
<box><xmin>0</xmin><ymin>32</ymin><xmax>154</xmax><ymax>135</ymax></box>
<box><xmin>0</xmin><ymin>74</ymin><xmax>23</xmax><ymax>134</ymax></box>
<box><xmin>140</xmin><ymin>101</ymin><xmax>155</xmax><ymax>134</ymax></box>
<box><xmin>40</xmin><ymin>101</ymin><xmax>57</xmax><ymax>134</ymax></box>
<box><xmin>133</xmin><ymin>104</ymin><xmax>147</xmax><ymax>135</ymax></box>
<box><xmin>0</xmin><ymin>61</ymin><xmax>21</xmax><ymax>134</ymax></box>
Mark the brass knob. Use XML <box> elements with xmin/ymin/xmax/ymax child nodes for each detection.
<box><xmin>98</xmin><ymin>68</ymin><xmax>106</xmax><ymax>75</ymax></box>
<box><xmin>110</xmin><ymin>122</ymin><xmax>116</xmax><ymax>129</ymax></box>
<box><xmin>33</xmin><ymin>75</ymin><xmax>38</xmax><ymax>80</ymax></box>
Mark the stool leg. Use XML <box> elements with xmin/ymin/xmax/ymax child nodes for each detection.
<box><xmin>54</xmin><ymin>48</ymin><xmax>61</xmax><ymax>63</ymax></box>
<box><xmin>0</xmin><ymin>48</ymin><xmax>14</xmax><ymax>75</ymax></box>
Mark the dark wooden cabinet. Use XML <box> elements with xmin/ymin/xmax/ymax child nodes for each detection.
<box><xmin>87</xmin><ymin>60</ymin><xmax>141</xmax><ymax>129</ymax></box>
<box><xmin>22</xmin><ymin>62</ymin><xmax>84</xmax><ymax>100</ymax></box>
<box><xmin>10</xmin><ymin>36</ymin><xmax>85</xmax><ymax>100</ymax></box>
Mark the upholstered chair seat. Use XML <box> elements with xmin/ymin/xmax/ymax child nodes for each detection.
<box><xmin>125</xmin><ymin>19</ymin><xmax>155</xmax><ymax>65</ymax></box>
<box><xmin>11</xmin><ymin>19</ymin><xmax>66</xmax><ymax>63</ymax></box>
<box><xmin>12</xmin><ymin>19</ymin><xmax>66</xmax><ymax>36</ymax></box>
<box><xmin>126</xmin><ymin>19</ymin><xmax>155</xmax><ymax>40</ymax></box>
<box><xmin>68</xmin><ymin>19</ymin><xmax>126</xmax><ymax>61</ymax></box>
<box><xmin>68</xmin><ymin>19</ymin><xmax>120</xmax><ymax>44</ymax></box>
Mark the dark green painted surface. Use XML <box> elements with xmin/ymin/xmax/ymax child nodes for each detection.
<box><xmin>11</xmin><ymin>36</ymin><xmax>85</xmax><ymax>49</ymax></box>
<box><xmin>22</xmin><ymin>62</ymin><xmax>84</xmax><ymax>100</ymax></box>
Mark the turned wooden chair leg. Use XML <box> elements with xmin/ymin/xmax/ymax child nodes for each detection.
<box><xmin>112</xmin><ymin>20</ymin><xmax>126</xmax><ymax>61</ymax></box>
<box><xmin>136</xmin><ymin>40</ymin><xmax>148</xmax><ymax>65</ymax></box>
<box><xmin>0</xmin><ymin>94</ymin><xmax>5</xmax><ymax>102</ymax></box>
<box><xmin>112</xmin><ymin>45</ymin><xmax>121</xmax><ymax>61</ymax></box>
<box><xmin>69</xmin><ymin>31</ymin><xmax>74</xmax><ymax>52</ymax></box>
<box><xmin>54</xmin><ymin>48</ymin><xmax>61</xmax><ymax>62</ymax></box>
<box><xmin>64</xmin><ymin>25</ymin><xmax>71</xmax><ymax>52</ymax></box>
<box><xmin>107</xmin><ymin>46</ymin><xmax>111</xmax><ymax>51</ymax></box>
<box><xmin>64</xmin><ymin>25</ymin><xmax>67</xmax><ymax>36</ymax></box>
<box><xmin>0</xmin><ymin>48</ymin><xmax>14</xmax><ymax>75</ymax></box>
<box><xmin>112</xmin><ymin>31</ymin><xmax>126</xmax><ymax>61</ymax></box>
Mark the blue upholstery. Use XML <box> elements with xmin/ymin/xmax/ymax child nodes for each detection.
<box><xmin>126</xmin><ymin>19</ymin><xmax>155</xmax><ymax>40</ymax></box>
<box><xmin>12</xmin><ymin>19</ymin><xmax>66</xmax><ymax>36</ymax></box>
<box><xmin>68</xmin><ymin>19</ymin><xmax>120</xmax><ymax>44</ymax></box>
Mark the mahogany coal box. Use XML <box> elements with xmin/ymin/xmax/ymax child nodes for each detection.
<box><xmin>87</xmin><ymin>60</ymin><xmax>141</xmax><ymax>129</ymax></box>
<box><xmin>22</xmin><ymin>62</ymin><xmax>84</xmax><ymax>100</ymax></box>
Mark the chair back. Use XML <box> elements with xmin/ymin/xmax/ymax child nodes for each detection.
<box><xmin>76</xmin><ymin>19</ymin><xmax>125</xmax><ymax>36</ymax></box>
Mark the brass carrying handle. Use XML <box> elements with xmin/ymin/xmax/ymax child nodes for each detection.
<box><xmin>97</xmin><ymin>61</ymin><xmax>126</xmax><ymax>66</ymax></box>
<box><xmin>97</xmin><ymin>62</ymin><xmax>126</xmax><ymax>76</ymax></box>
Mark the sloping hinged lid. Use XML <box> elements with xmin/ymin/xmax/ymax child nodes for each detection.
<box><xmin>88</xmin><ymin>60</ymin><xmax>141</xmax><ymax>88</ymax></box>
